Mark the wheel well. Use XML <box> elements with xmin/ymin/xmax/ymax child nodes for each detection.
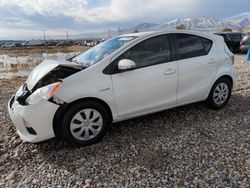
<box><xmin>218</xmin><ymin>75</ymin><xmax>233</xmax><ymax>87</ymax></box>
<box><xmin>53</xmin><ymin>97</ymin><xmax>113</xmax><ymax>136</ymax></box>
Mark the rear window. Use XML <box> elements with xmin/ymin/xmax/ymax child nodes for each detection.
<box><xmin>176</xmin><ymin>34</ymin><xmax>212</xmax><ymax>59</ymax></box>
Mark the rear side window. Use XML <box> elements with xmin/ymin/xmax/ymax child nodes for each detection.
<box><xmin>176</xmin><ymin>34</ymin><xmax>212</xmax><ymax>59</ymax></box>
<box><xmin>202</xmin><ymin>38</ymin><xmax>213</xmax><ymax>54</ymax></box>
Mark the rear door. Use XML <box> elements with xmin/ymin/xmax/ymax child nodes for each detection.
<box><xmin>174</xmin><ymin>33</ymin><xmax>217</xmax><ymax>104</ymax></box>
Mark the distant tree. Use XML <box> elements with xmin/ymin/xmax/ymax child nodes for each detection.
<box><xmin>221</xmin><ymin>28</ymin><xmax>232</xmax><ymax>32</ymax></box>
<box><xmin>176</xmin><ymin>24</ymin><xmax>187</xmax><ymax>30</ymax></box>
<box><xmin>133</xmin><ymin>28</ymin><xmax>139</xmax><ymax>33</ymax></box>
<box><xmin>238</xmin><ymin>28</ymin><xmax>244</xmax><ymax>32</ymax></box>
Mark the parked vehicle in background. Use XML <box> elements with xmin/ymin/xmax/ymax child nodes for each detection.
<box><xmin>214</xmin><ymin>32</ymin><xmax>245</xmax><ymax>53</ymax></box>
<box><xmin>56</xmin><ymin>41</ymin><xmax>74</xmax><ymax>47</ymax></box>
<box><xmin>22</xmin><ymin>40</ymin><xmax>44</xmax><ymax>47</ymax></box>
<box><xmin>14</xmin><ymin>43</ymin><xmax>22</xmax><ymax>47</ymax></box>
<box><xmin>1</xmin><ymin>43</ymin><xmax>12</xmax><ymax>48</ymax></box>
<box><xmin>1</xmin><ymin>43</ymin><xmax>14</xmax><ymax>48</ymax></box>
<box><xmin>1</xmin><ymin>43</ymin><xmax>21</xmax><ymax>48</ymax></box>
<box><xmin>44</xmin><ymin>41</ymin><xmax>58</xmax><ymax>46</ymax></box>
<box><xmin>240</xmin><ymin>34</ymin><xmax>250</xmax><ymax>53</ymax></box>
<box><xmin>8</xmin><ymin>30</ymin><xmax>237</xmax><ymax>146</ymax></box>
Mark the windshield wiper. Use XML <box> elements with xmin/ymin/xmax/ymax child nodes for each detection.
<box><xmin>74</xmin><ymin>60</ymin><xmax>89</xmax><ymax>69</ymax></box>
<box><xmin>72</xmin><ymin>59</ymin><xmax>80</xmax><ymax>64</ymax></box>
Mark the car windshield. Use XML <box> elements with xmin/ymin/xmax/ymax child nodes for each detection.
<box><xmin>72</xmin><ymin>36</ymin><xmax>136</xmax><ymax>67</ymax></box>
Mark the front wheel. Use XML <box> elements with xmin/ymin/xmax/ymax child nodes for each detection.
<box><xmin>60</xmin><ymin>101</ymin><xmax>110</xmax><ymax>147</ymax></box>
<box><xmin>206</xmin><ymin>78</ymin><xmax>232</xmax><ymax>109</ymax></box>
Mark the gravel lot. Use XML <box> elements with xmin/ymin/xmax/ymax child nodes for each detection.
<box><xmin>0</xmin><ymin>55</ymin><xmax>249</xmax><ymax>187</ymax></box>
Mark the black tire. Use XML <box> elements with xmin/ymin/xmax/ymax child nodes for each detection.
<box><xmin>60</xmin><ymin>101</ymin><xmax>110</xmax><ymax>147</ymax></box>
<box><xmin>206</xmin><ymin>78</ymin><xmax>232</xmax><ymax>110</ymax></box>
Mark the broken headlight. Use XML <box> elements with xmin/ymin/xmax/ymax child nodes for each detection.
<box><xmin>26</xmin><ymin>82</ymin><xmax>61</xmax><ymax>104</ymax></box>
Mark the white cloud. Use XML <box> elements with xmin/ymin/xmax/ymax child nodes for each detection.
<box><xmin>0</xmin><ymin>0</ymin><xmax>199</xmax><ymax>24</ymax></box>
<box><xmin>0</xmin><ymin>0</ymin><xmax>247</xmax><ymax>39</ymax></box>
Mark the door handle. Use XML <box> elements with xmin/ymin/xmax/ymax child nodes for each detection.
<box><xmin>164</xmin><ymin>69</ymin><xmax>176</xmax><ymax>75</ymax></box>
<box><xmin>208</xmin><ymin>59</ymin><xmax>216</xmax><ymax>64</ymax></box>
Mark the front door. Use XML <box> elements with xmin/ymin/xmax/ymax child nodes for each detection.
<box><xmin>111</xmin><ymin>35</ymin><xmax>178</xmax><ymax>118</ymax></box>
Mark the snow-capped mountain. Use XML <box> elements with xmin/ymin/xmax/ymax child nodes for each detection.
<box><xmin>134</xmin><ymin>23</ymin><xmax>160</xmax><ymax>31</ymax></box>
<box><xmin>159</xmin><ymin>17</ymin><xmax>225</xmax><ymax>30</ymax></box>
<box><xmin>133</xmin><ymin>12</ymin><xmax>250</xmax><ymax>31</ymax></box>
<box><xmin>77</xmin><ymin>12</ymin><xmax>250</xmax><ymax>39</ymax></box>
<box><xmin>224</xmin><ymin>12</ymin><xmax>250</xmax><ymax>28</ymax></box>
<box><xmin>160</xmin><ymin>18</ymin><xmax>182</xmax><ymax>28</ymax></box>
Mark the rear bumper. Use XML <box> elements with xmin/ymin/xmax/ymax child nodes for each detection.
<box><xmin>8</xmin><ymin>95</ymin><xmax>59</xmax><ymax>143</ymax></box>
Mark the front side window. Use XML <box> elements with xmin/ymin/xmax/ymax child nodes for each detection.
<box><xmin>176</xmin><ymin>34</ymin><xmax>211</xmax><ymax>59</ymax></box>
<box><xmin>121</xmin><ymin>35</ymin><xmax>171</xmax><ymax>69</ymax></box>
<box><xmin>104</xmin><ymin>35</ymin><xmax>171</xmax><ymax>74</ymax></box>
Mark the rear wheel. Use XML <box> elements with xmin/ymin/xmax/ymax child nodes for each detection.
<box><xmin>61</xmin><ymin>101</ymin><xmax>110</xmax><ymax>147</ymax></box>
<box><xmin>206</xmin><ymin>78</ymin><xmax>232</xmax><ymax>109</ymax></box>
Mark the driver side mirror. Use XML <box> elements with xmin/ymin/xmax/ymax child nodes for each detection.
<box><xmin>118</xmin><ymin>59</ymin><xmax>136</xmax><ymax>71</ymax></box>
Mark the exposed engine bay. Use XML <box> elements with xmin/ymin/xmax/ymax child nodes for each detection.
<box><xmin>32</xmin><ymin>66</ymin><xmax>81</xmax><ymax>91</ymax></box>
<box><xmin>15</xmin><ymin>63</ymin><xmax>82</xmax><ymax>105</ymax></box>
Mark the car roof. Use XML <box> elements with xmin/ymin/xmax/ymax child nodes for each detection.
<box><xmin>121</xmin><ymin>31</ymin><xmax>154</xmax><ymax>37</ymax></box>
<box><xmin>215</xmin><ymin>32</ymin><xmax>244</xmax><ymax>35</ymax></box>
<box><xmin>121</xmin><ymin>30</ymin><xmax>220</xmax><ymax>41</ymax></box>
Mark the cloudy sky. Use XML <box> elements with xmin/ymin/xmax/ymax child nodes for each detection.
<box><xmin>0</xmin><ymin>0</ymin><xmax>249</xmax><ymax>39</ymax></box>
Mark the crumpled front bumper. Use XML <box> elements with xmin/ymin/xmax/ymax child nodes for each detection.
<box><xmin>8</xmin><ymin>95</ymin><xmax>59</xmax><ymax>143</ymax></box>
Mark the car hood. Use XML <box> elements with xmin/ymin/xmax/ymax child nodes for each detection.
<box><xmin>26</xmin><ymin>60</ymin><xmax>82</xmax><ymax>90</ymax></box>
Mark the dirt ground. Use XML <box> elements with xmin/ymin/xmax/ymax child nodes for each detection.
<box><xmin>0</xmin><ymin>55</ymin><xmax>249</xmax><ymax>187</ymax></box>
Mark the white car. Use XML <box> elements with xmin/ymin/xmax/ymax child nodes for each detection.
<box><xmin>8</xmin><ymin>30</ymin><xmax>237</xmax><ymax>146</ymax></box>
<box><xmin>1</xmin><ymin>43</ymin><xmax>16</xmax><ymax>48</ymax></box>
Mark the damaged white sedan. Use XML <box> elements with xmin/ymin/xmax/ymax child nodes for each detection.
<box><xmin>8</xmin><ymin>30</ymin><xmax>237</xmax><ymax>146</ymax></box>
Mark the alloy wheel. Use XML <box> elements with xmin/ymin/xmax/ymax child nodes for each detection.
<box><xmin>70</xmin><ymin>109</ymin><xmax>103</xmax><ymax>141</ymax></box>
<box><xmin>213</xmin><ymin>82</ymin><xmax>229</xmax><ymax>106</ymax></box>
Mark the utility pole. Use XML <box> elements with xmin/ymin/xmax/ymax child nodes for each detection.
<box><xmin>108</xmin><ymin>28</ymin><xmax>111</xmax><ymax>38</ymax></box>
<box><xmin>66</xmin><ymin>31</ymin><xmax>69</xmax><ymax>40</ymax></box>
<box><xmin>117</xmin><ymin>25</ymin><xmax>123</xmax><ymax>35</ymax></box>
<box><xmin>42</xmin><ymin>29</ymin><xmax>46</xmax><ymax>41</ymax></box>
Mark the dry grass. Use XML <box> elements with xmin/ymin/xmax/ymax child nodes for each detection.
<box><xmin>0</xmin><ymin>46</ymin><xmax>89</xmax><ymax>57</ymax></box>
